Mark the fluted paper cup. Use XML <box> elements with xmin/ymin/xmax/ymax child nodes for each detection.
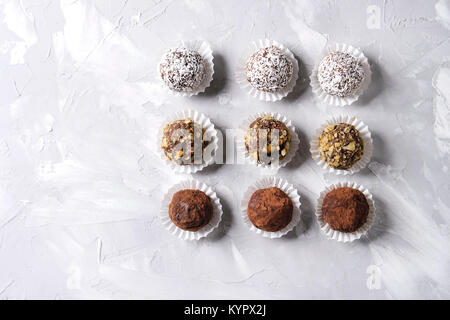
<box><xmin>240</xmin><ymin>177</ymin><xmax>301</xmax><ymax>239</ymax></box>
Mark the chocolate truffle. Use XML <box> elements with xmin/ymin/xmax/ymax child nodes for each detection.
<box><xmin>321</xmin><ymin>187</ymin><xmax>369</xmax><ymax>233</ymax></box>
<box><xmin>317</xmin><ymin>51</ymin><xmax>364</xmax><ymax>97</ymax></box>
<box><xmin>245</xmin><ymin>115</ymin><xmax>291</xmax><ymax>165</ymax></box>
<box><xmin>245</xmin><ymin>46</ymin><xmax>293</xmax><ymax>93</ymax></box>
<box><xmin>159</xmin><ymin>48</ymin><xmax>206</xmax><ymax>92</ymax></box>
<box><xmin>247</xmin><ymin>187</ymin><xmax>293</xmax><ymax>232</ymax></box>
<box><xmin>161</xmin><ymin>118</ymin><xmax>208</xmax><ymax>165</ymax></box>
<box><xmin>318</xmin><ymin>123</ymin><xmax>364</xmax><ymax>170</ymax></box>
<box><xmin>169</xmin><ymin>189</ymin><xmax>213</xmax><ymax>231</ymax></box>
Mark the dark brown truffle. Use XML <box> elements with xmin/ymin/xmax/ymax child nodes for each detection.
<box><xmin>169</xmin><ymin>189</ymin><xmax>213</xmax><ymax>231</ymax></box>
<box><xmin>245</xmin><ymin>115</ymin><xmax>291</xmax><ymax>165</ymax></box>
<box><xmin>247</xmin><ymin>187</ymin><xmax>293</xmax><ymax>232</ymax></box>
<box><xmin>322</xmin><ymin>187</ymin><xmax>369</xmax><ymax>233</ymax></box>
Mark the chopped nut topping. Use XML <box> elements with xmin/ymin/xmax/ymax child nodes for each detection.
<box><xmin>161</xmin><ymin>118</ymin><xmax>208</xmax><ymax>165</ymax></box>
<box><xmin>318</xmin><ymin>123</ymin><xmax>364</xmax><ymax>169</ymax></box>
<box><xmin>245</xmin><ymin>115</ymin><xmax>291</xmax><ymax>165</ymax></box>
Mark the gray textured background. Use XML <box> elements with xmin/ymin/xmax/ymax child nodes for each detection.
<box><xmin>0</xmin><ymin>0</ymin><xmax>449</xmax><ymax>299</ymax></box>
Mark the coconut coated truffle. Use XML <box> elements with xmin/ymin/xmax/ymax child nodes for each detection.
<box><xmin>318</xmin><ymin>123</ymin><xmax>364</xmax><ymax>170</ymax></box>
<box><xmin>317</xmin><ymin>51</ymin><xmax>364</xmax><ymax>97</ymax></box>
<box><xmin>159</xmin><ymin>48</ymin><xmax>206</xmax><ymax>92</ymax></box>
<box><xmin>245</xmin><ymin>46</ymin><xmax>293</xmax><ymax>93</ymax></box>
<box><xmin>245</xmin><ymin>115</ymin><xmax>291</xmax><ymax>165</ymax></box>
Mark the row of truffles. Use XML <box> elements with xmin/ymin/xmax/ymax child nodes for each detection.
<box><xmin>167</xmin><ymin>186</ymin><xmax>368</xmax><ymax>234</ymax></box>
<box><xmin>159</xmin><ymin>44</ymin><xmax>367</xmax><ymax>99</ymax></box>
<box><xmin>161</xmin><ymin>114</ymin><xmax>293</xmax><ymax>166</ymax></box>
<box><xmin>247</xmin><ymin>186</ymin><xmax>368</xmax><ymax>233</ymax></box>
<box><xmin>158</xmin><ymin>44</ymin><xmax>295</xmax><ymax>94</ymax></box>
<box><xmin>161</xmin><ymin>117</ymin><xmax>365</xmax><ymax>171</ymax></box>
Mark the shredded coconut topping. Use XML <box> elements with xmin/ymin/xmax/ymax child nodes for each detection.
<box><xmin>317</xmin><ymin>51</ymin><xmax>365</xmax><ymax>97</ymax></box>
<box><xmin>159</xmin><ymin>48</ymin><xmax>206</xmax><ymax>92</ymax></box>
<box><xmin>245</xmin><ymin>45</ymin><xmax>293</xmax><ymax>93</ymax></box>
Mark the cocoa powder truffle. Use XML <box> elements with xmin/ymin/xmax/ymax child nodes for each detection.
<box><xmin>245</xmin><ymin>115</ymin><xmax>291</xmax><ymax>165</ymax></box>
<box><xmin>245</xmin><ymin>46</ymin><xmax>293</xmax><ymax>93</ymax></box>
<box><xmin>322</xmin><ymin>187</ymin><xmax>369</xmax><ymax>233</ymax></box>
<box><xmin>161</xmin><ymin>118</ymin><xmax>208</xmax><ymax>165</ymax></box>
<box><xmin>159</xmin><ymin>48</ymin><xmax>206</xmax><ymax>92</ymax></box>
<box><xmin>169</xmin><ymin>189</ymin><xmax>213</xmax><ymax>231</ymax></box>
<box><xmin>318</xmin><ymin>51</ymin><xmax>365</xmax><ymax>97</ymax></box>
<box><xmin>319</xmin><ymin>123</ymin><xmax>364</xmax><ymax>170</ymax></box>
<box><xmin>247</xmin><ymin>187</ymin><xmax>293</xmax><ymax>232</ymax></box>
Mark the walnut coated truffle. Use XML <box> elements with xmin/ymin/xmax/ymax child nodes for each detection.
<box><xmin>159</xmin><ymin>48</ymin><xmax>206</xmax><ymax>92</ymax></box>
<box><xmin>169</xmin><ymin>189</ymin><xmax>213</xmax><ymax>231</ymax></box>
<box><xmin>245</xmin><ymin>115</ymin><xmax>291</xmax><ymax>165</ymax></box>
<box><xmin>318</xmin><ymin>51</ymin><xmax>365</xmax><ymax>97</ymax></box>
<box><xmin>247</xmin><ymin>187</ymin><xmax>293</xmax><ymax>232</ymax></box>
<box><xmin>322</xmin><ymin>187</ymin><xmax>369</xmax><ymax>233</ymax></box>
<box><xmin>245</xmin><ymin>46</ymin><xmax>293</xmax><ymax>93</ymax></box>
<box><xmin>161</xmin><ymin>118</ymin><xmax>208</xmax><ymax>165</ymax></box>
<box><xmin>318</xmin><ymin>123</ymin><xmax>364</xmax><ymax>170</ymax></box>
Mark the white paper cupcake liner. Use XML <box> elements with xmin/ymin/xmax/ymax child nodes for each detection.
<box><xmin>236</xmin><ymin>39</ymin><xmax>299</xmax><ymax>102</ymax></box>
<box><xmin>157</xmin><ymin>109</ymin><xmax>219</xmax><ymax>174</ymax></box>
<box><xmin>160</xmin><ymin>179</ymin><xmax>223</xmax><ymax>240</ymax></box>
<box><xmin>237</xmin><ymin>112</ymin><xmax>300</xmax><ymax>172</ymax></box>
<box><xmin>316</xmin><ymin>181</ymin><xmax>375</xmax><ymax>242</ymax></box>
<box><xmin>240</xmin><ymin>177</ymin><xmax>302</xmax><ymax>239</ymax></box>
<box><xmin>158</xmin><ymin>40</ymin><xmax>214</xmax><ymax>97</ymax></box>
<box><xmin>310</xmin><ymin>43</ymin><xmax>372</xmax><ymax>106</ymax></box>
<box><xmin>310</xmin><ymin>115</ymin><xmax>373</xmax><ymax>175</ymax></box>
